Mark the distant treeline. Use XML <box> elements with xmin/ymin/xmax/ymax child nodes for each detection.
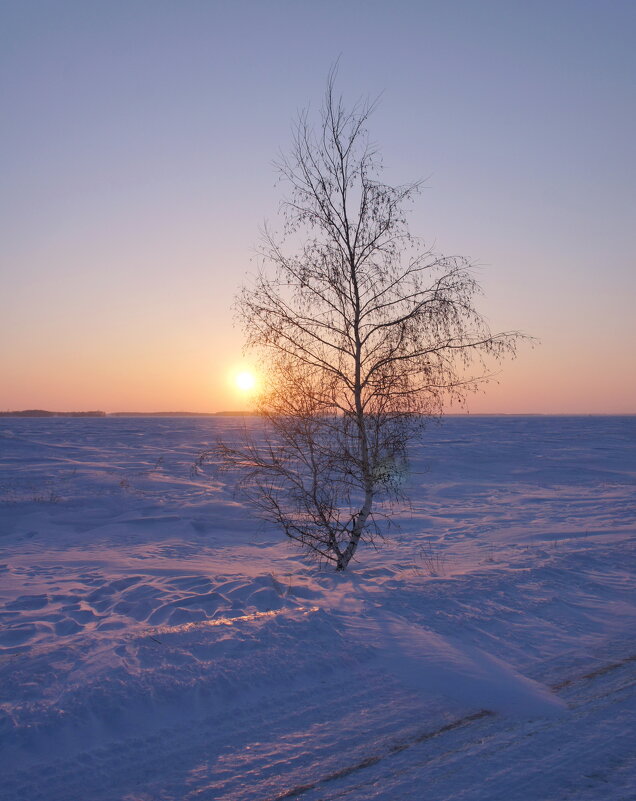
<box><xmin>0</xmin><ymin>410</ymin><xmax>107</xmax><ymax>417</ymax></box>
<box><xmin>109</xmin><ymin>411</ymin><xmax>253</xmax><ymax>417</ymax></box>
<box><xmin>0</xmin><ymin>410</ymin><xmax>253</xmax><ymax>418</ymax></box>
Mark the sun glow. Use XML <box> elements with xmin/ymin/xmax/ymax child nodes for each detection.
<box><xmin>235</xmin><ymin>370</ymin><xmax>256</xmax><ymax>392</ymax></box>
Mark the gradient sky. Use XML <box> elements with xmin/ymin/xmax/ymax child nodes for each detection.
<box><xmin>1</xmin><ymin>0</ymin><xmax>635</xmax><ymax>414</ymax></box>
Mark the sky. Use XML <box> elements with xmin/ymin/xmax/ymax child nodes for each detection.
<box><xmin>1</xmin><ymin>0</ymin><xmax>635</xmax><ymax>414</ymax></box>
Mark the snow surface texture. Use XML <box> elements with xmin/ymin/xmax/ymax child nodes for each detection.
<box><xmin>0</xmin><ymin>415</ymin><xmax>634</xmax><ymax>800</ymax></box>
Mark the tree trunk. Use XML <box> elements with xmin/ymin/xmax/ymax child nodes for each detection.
<box><xmin>336</xmin><ymin>487</ymin><xmax>374</xmax><ymax>570</ymax></box>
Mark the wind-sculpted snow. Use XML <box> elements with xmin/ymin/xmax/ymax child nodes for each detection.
<box><xmin>0</xmin><ymin>415</ymin><xmax>635</xmax><ymax>799</ymax></box>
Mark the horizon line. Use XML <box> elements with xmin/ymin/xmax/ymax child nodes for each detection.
<box><xmin>1</xmin><ymin>409</ymin><xmax>634</xmax><ymax>418</ymax></box>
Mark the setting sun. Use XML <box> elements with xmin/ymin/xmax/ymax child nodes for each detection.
<box><xmin>235</xmin><ymin>371</ymin><xmax>256</xmax><ymax>392</ymax></box>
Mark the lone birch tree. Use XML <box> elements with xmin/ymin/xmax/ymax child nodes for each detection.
<box><xmin>216</xmin><ymin>73</ymin><xmax>520</xmax><ymax>571</ymax></box>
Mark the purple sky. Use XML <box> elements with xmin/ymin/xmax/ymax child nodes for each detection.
<box><xmin>1</xmin><ymin>0</ymin><xmax>635</xmax><ymax>413</ymax></box>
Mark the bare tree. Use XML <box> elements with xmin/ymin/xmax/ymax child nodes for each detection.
<box><xmin>213</xmin><ymin>72</ymin><xmax>520</xmax><ymax>571</ymax></box>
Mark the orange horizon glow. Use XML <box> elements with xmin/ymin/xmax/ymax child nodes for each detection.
<box><xmin>1</xmin><ymin>365</ymin><xmax>634</xmax><ymax>416</ymax></box>
<box><xmin>1</xmin><ymin>338</ymin><xmax>635</xmax><ymax>416</ymax></box>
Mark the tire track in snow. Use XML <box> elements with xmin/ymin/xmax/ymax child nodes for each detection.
<box><xmin>266</xmin><ymin>651</ymin><xmax>636</xmax><ymax>801</ymax></box>
<box><xmin>550</xmin><ymin>651</ymin><xmax>636</xmax><ymax>692</ymax></box>
<box><xmin>271</xmin><ymin>710</ymin><xmax>493</xmax><ymax>800</ymax></box>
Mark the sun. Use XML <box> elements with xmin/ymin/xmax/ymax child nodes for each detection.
<box><xmin>235</xmin><ymin>371</ymin><xmax>256</xmax><ymax>392</ymax></box>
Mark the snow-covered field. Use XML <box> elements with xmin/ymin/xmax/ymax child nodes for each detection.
<box><xmin>0</xmin><ymin>415</ymin><xmax>634</xmax><ymax>801</ymax></box>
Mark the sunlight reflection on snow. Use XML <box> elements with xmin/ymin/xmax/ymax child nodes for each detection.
<box><xmin>148</xmin><ymin>606</ymin><xmax>320</xmax><ymax>637</ymax></box>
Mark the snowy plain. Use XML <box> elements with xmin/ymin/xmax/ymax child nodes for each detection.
<box><xmin>0</xmin><ymin>415</ymin><xmax>634</xmax><ymax>800</ymax></box>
